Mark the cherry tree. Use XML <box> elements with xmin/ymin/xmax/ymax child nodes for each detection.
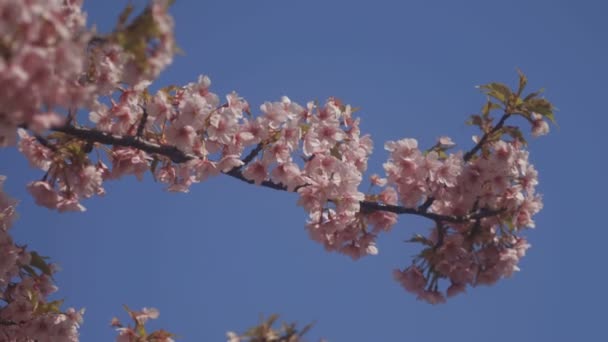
<box><xmin>0</xmin><ymin>0</ymin><xmax>555</xmax><ymax>341</ymax></box>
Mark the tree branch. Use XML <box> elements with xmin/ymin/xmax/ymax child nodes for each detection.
<box><xmin>53</xmin><ymin>125</ymin><xmax>192</xmax><ymax>163</ymax></box>
<box><xmin>359</xmin><ymin>201</ymin><xmax>503</xmax><ymax>223</ymax></box>
<box><xmin>463</xmin><ymin>112</ymin><xmax>510</xmax><ymax>162</ymax></box>
<box><xmin>46</xmin><ymin>124</ymin><xmax>502</xmax><ymax>224</ymax></box>
<box><xmin>240</xmin><ymin>143</ymin><xmax>264</xmax><ymax>167</ymax></box>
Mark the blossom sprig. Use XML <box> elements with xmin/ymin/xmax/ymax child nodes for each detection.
<box><xmin>226</xmin><ymin>314</ymin><xmax>318</xmax><ymax>342</ymax></box>
<box><xmin>391</xmin><ymin>72</ymin><xmax>553</xmax><ymax>303</ymax></box>
<box><xmin>0</xmin><ymin>0</ymin><xmax>92</xmax><ymax>147</ymax></box>
<box><xmin>111</xmin><ymin>306</ymin><xmax>175</xmax><ymax>342</ymax></box>
<box><xmin>0</xmin><ymin>176</ymin><xmax>84</xmax><ymax>341</ymax></box>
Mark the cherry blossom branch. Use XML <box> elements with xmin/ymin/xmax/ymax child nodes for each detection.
<box><xmin>52</xmin><ymin>125</ymin><xmax>192</xmax><ymax>163</ymax></box>
<box><xmin>44</xmin><ymin>124</ymin><xmax>503</xmax><ymax>224</ymax></box>
<box><xmin>224</xmin><ymin>168</ymin><xmax>294</xmax><ymax>192</ymax></box>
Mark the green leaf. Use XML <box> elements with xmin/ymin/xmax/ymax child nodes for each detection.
<box><xmin>299</xmin><ymin>322</ymin><xmax>315</xmax><ymax>337</ymax></box>
<box><xmin>481</xmin><ymin>101</ymin><xmax>502</xmax><ymax>118</ymax></box>
<box><xmin>21</xmin><ymin>265</ymin><xmax>37</xmax><ymax>277</ymax></box>
<box><xmin>266</xmin><ymin>314</ymin><xmax>280</xmax><ymax>328</ymax></box>
<box><xmin>116</xmin><ymin>4</ymin><xmax>134</xmax><ymax>30</ymax></box>
<box><xmin>478</xmin><ymin>82</ymin><xmax>512</xmax><ymax>104</ymax></box>
<box><xmin>516</xmin><ymin>69</ymin><xmax>527</xmax><ymax>96</ymax></box>
<box><xmin>330</xmin><ymin>145</ymin><xmax>342</xmax><ymax>159</ymax></box>
<box><xmin>30</xmin><ymin>251</ymin><xmax>53</xmax><ymax>277</ymax></box>
<box><xmin>136</xmin><ymin>324</ymin><xmax>147</xmax><ymax>338</ymax></box>
<box><xmin>523</xmin><ymin>89</ymin><xmax>544</xmax><ymax>102</ymax></box>
<box><xmin>467</xmin><ymin>115</ymin><xmax>483</xmax><ymax>128</ymax></box>
<box><xmin>36</xmin><ymin>299</ymin><xmax>64</xmax><ymax>315</ymax></box>
<box><xmin>503</xmin><ymin>126</ymin><xmax>527</xmax><ymax>145</ymax></box>
<box><xmin>525</xmin><ymin>98</ymin><xmax>556</xmax><ymax>123</ymax></box>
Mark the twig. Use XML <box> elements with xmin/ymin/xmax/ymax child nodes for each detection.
<box><xmin>463</xmin><ymin>112</ymin><xmax>510</xmax><ymax>162</ymax></box>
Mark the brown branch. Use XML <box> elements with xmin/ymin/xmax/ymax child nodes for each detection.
<box><xmin>417</xmin><ymin>196</ymin><xmax>435</xmax><ymax>212</ymax></box>
<box><xmin>136</xmin><ymin>106</ymin><xmax>148</xmax><ymax>138</ymax></box>
<box><xmin>359</xmin><ymin>201</ymin><xmax>503</xmax><ymax>223</ymax></box>
<box><xmin>224</xmin><ymin>168</ymin><xmax>290</xmax><ymax>192</ymax></box>
<box><xmin>463</xmin><ymin>112</ymin><xmax>511</xmax><ymax>162</ymax></box>
<box><xmin>45</xmin><ymin>124</ymin><xmax>503</xmax><ymax>224</ymax></box>
<box><xmin>53</xmin><ymin>125</ymin><xmax>192</xmax><ymax>163</ymax></box>
<box><xmin>0</xmin><ymin>319</ymin><xmax>18</xmax><ymax>326</ymax></box>
<box><xmin>240</xmin><ymin>143</ymin><xmax>264</xmax><ymax>167</ymax></box>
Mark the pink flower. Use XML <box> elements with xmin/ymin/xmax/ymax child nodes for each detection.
<box><xmin>147</xmin><ymin>91</ymin><xmax>175</xmax><ymax>125</ymax></box>
<box><xmin>17</xmin><ymin>129</ymin><xmax>53</xmax><ymax>171</ymax></box>
<box><xmin>434</xmin><ymin>153</ymin><xmax>463</xmax><ymax>188</ymax></box>
<box><xmin>226</xmin><ymin>331</ymin><xmax>241</xmax><ymax>342</ymax></box>
<box><xmin>366</xmin><ymin>211</ymin><xmax>397</xmax><ymax>232</ymax></box>
<box><xmin>531</xmin><ymin>113</ymin><xmax>550</xmax><ymax>137</ymax></box>
<box><xmin>27</xmin><ymin>181</ymin><xmax>60</xmax><ymax>209</ymax></box>
<box><xmin>28</xmin><ymin>112</ymin><xmax>65</xmax><ymax>133</ymax></box>
<box><xmin>189</xmin><ymin>159</ymin><xmax>219</xmax><ymax>182</ymax></box>
<box><xmin>384</xmin><ymin>138</ymin><xmax>418</xmax><ymax>156</ymax></box>
<box><xmin>370</xmin><ymin>174</ymin><xmax>387</xmax><ymax>187</ymax></box>
<box><xmin>419</xmin><ymin>290</ymin><xmax>446</xmax><ymax>304</ymax></box>
<box><xmin>446</xmin><ymin>282</ymin><xmax>466</xmax><ymax>298</ymax></box>
<box><xmin>217</xmin><ymin>155</ymin><xmax>244</xmax><ymax>172</ymax></box>
<box><xmin>109</xmin><ymin>148</ymin><xmax>150</xmax><ymax>180</ymax></box>
<box><xmin>69</xmin><ymin>165</ymin><xmax>104</xmax><ymax>199</ymax></box>
<box><xmin>394</xmin><ymin>267</ymin><xmax>426</xmax><ymax>296</ymax></box>
<box><xmin>57</xmin><ymin>193</ymin><xmax>86</xmax><ymax>212</ymax></box>
<box><xmin>207</xmin><ymin>108</ymin><xmax>238</xmax><ymax>145</ymax></box>
<box><xmin>242</xmin><ymin>161</ymin><xmax>267</xmax><ymax>185</ymax></box>
<box><xmin>133</xmin><ymin>307</ymin><xmax>160</xmax><ymax>325</ymax></box>
<box><xmin>166</xmin><ymin>124</ymin><xmax>197</xmax><ymax>153</ymax></box>
<box><xmin>438</xmin><ymin>136</ymin><xmax>456</xmax><ymax>148</ymax></box>
<box><xmin>270</xmin><ymin>162</ymin><xmax>302</xmax><ymax>191</ymax></box>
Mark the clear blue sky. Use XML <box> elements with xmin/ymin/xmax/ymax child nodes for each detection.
<box><xmin>2</xmin><ymin>0</ymin><xmax>607</xmax><ymax>340</ymax></box>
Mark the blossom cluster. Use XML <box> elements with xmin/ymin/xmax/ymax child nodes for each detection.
<box><xmin>55</xmin><ymin>72</ymin><xmax>393</xmax><ymax>259</ymax></box>
<box><xmin>226</xmin><ymin>314</ymin><xmax>317</xmax><ymax>342</ymax></box>
<box><xmin>86</xmin><ymin>0</ymin><xmax>175</xmax><ymax>94</ymax></box>
<box><xmin>18</xmin><ymin>129</ymin><xmax>106</xmax><ymax>212</ymax></box>
<box><xmin>389</xmin><ymin>135</ymin><xmax>543</xmax><ymax>303</ymax></box>
<box><xmin>0</xmin><ymin>0</ymin><xmax>175</xmax><ymax>147</ymax></box>
<box><xmin>111</xmin><ymin>306</ymin><xmax>174</xmax><ymax>342</ymax></box>
<box><xmin>0</xmin><ymin>176</ymin><xmax>84</xmax><ymax>341</ymax></box>
<box><xmin>0</xmin><ymin>0</ymin><xmax>91</xmax><ymax>146</ymax></box>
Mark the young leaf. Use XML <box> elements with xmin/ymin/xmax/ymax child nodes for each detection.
<box><xmin>30</xmin><ymin>251</ymin><xmax>53</xmax><ymax>277</ymax></box>
<box><xmin>503</xmin><ymin>126</ymin><xmax>527</xmax><ymax>145</ymax></box>
<box><xmin>467</xmin><ymin>115</ymin><xmax>483</xmax><ymax>128</ymax></box>
<box><xmin>525</xmin><ymin>98</ymin><xmax>556</xmax><ymax>123</ymax></box>
<box><xmin>516</xmin><ymin>69</ymin><xmax>528</xmax><ymax>96</ymax></box>
<box><xmin>478</xmin><ymin>82</ymin><xmax>512</xmax><ymax>104</ymax></box>
<box><xmin>116</xmin><ymin>4</ymin><xmax>134</xmax><ymax>31</ymax></box>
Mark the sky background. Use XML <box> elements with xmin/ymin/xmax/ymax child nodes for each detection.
<box><xmin>2</xmin><ymin>0</ymin><xmax>608</xmax><ymax>341</ymax></box>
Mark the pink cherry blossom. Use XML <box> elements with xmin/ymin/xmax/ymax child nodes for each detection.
<box><xmin>531</xmin><ymin>113</ymin><xmax>550</xmax><ymax>136</ymax></box>
<box><xmin>243</xmin><ymin>161</ymin><xmax>268</xmax><ymax>185</ymax></box>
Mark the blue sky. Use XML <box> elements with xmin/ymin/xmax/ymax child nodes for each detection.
<box><xmin>2</xmin><ymin>0</ymin><xmax>607</xmax><ymax>340</ymax></box>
